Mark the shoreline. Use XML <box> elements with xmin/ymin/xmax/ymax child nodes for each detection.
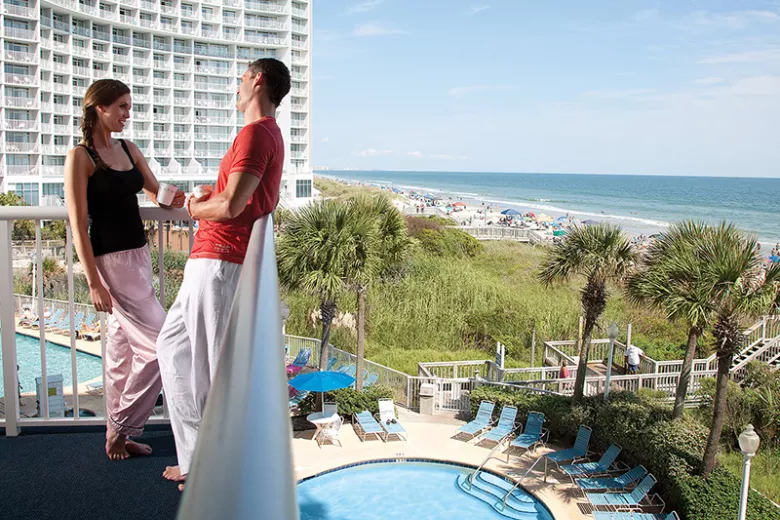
<box><xmin>315</xmin><ymin>173</ymin><xmax>780</xmax><ymax>253</ymax></box>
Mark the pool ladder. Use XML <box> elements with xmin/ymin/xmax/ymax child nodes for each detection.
<box><xmin>495</xmin><ymin>456</ymin><xmax>545</xmax><ymax>512</ymax></box>
<box><xmin>463</xmin><ymin>439</ymin><xmax>510</xmax><ymax>490</ymax></box>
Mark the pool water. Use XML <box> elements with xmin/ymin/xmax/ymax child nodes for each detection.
<box><xmin>0</xmin><ymin>333</ymin><xmax>103</xmax><ymax>396</ymax></box>
<box><xmin>297</xmin><ymin>461</ymin><xmax>553</xmax><ymax>520</ymax></box>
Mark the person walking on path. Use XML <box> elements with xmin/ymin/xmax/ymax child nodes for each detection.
<box><xmin>156</xmin><ymin>58</ymin><xmax>290</xmax><ymax>489</ymax></box>
<box><xmin>64</xmin><ymin>79</ymin><xmax>185</xmax><ymax>460</ymax></box>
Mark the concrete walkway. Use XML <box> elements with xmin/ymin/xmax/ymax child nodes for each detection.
<box><xmin>292</xmin><ymin>408</ymin><xmax>590</xmax><ymax>520</ymax></box>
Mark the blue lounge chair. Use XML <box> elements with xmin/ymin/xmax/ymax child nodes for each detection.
<box><xmin>562</xmin><ymin>444</ymin><xmax>622</xmax><ymax>478</ymax></box>
<box><xmin>479</xmin><ymin>405</ymin><xmax>517</xmax><ymax>445</ymax></box>
<box><xmin>31</xmin><ymin>308</ymin><xmax>62</xmax><ymax>329</ymax></box>
<box><xmin>506</xmin><ymin>411</ymin><xmax>546</xmax><ymax>460</ymax></box>
<box><xmin>587</xmin><ymin>474</ymin><xmax>663</xmax><ymax>512</ymax></box>
<box><xmin>286</xmin><ymin>348</ymin><xmax>311</xmax><ymax>375</ymax></box>
<box><xmin>593</xmin><ymin>511</ymin><xmax>678</xmax><ymax>520</ymax></box>
<box><xmin>543</xmin><ymin>425</ymin><xmax>592</xmax><ymax>481</ymax></box>
<box><xmin>576</xmin><ymin>465</ymin><xmax>648</xmax><ymax>491</ymax></box>
<box><xmin>353</xmin><ymin>411</ymin><xmax>385</xmax><ymax>442</ymax></box>
<box><xmin>48</xmin><ymin>312</ymin><xmax>80</xmax><ymax>332</ymax></box>
<box><xmin>376</xmin><ymin>399</ymin><xmax>406</xmax><ymax>441</ymax></box>
<box><xmin>341</xmin><ymin>365</ymin><xmax>357</xmax><ymax>377</ymax></box>
<box><xmin>363</xmin><ymin>372</ymin><xmax>379</xmax><ymax>388</ymax></box>
<box><xmin>54</xmin><ymin>312</ymin><xmax>84</xmax><ymax>334</ymax></box>
<box><xmin>326</xmin><ymin>357</ymin><xmax>339</xmax><ymax>371</ymax></box>
<box><xmin>288</xmin><ymin>388</ymin><xmax>309</xmax><ymax>408</ymax></box>
<box><xmin>455</xmin><ymin>400</ymin><xmax>495</xmax><ymax>441</ymax></box>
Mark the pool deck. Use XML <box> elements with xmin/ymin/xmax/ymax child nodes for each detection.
<box><xmin>292</xmin><ymin>408</ymin><xmax>591</xmax><ymax>520</ymax></box>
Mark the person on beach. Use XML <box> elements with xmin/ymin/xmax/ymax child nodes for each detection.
<box><xmin>64</xmin><ymin>79</ymin><xmax>186</xmax><ymax>460</ymax></box>
<box><xmin>157</xmin><ymin>58</ymin><xmax>289</xmax><ymax>490</ymax></box>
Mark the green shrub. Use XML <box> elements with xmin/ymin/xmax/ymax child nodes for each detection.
<box><xmin>298</xmin><ymin>385</ymin><xmax>395</xmax><ymax>418</ymax></box>
<box><xmin>676</xmin><ymin>468</ymin><xmax>780</xmax><ymax>520</ymax></box>
<box><xmin>150</xmin><ymin>248</ymin><xmax>189</xmax><ymax>274</ymax></box>
<box><xmin>415</xmin><ymin>228</ymin><xmax>483</xmax><ymax>258</ymax></box>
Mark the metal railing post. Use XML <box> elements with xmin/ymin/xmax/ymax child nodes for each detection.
<box><xmin>0</xmin><ymin>220</ymin><xmax>21</xmax><ymax>435</ymax></box>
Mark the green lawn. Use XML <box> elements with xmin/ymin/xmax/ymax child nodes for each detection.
<box><xmin>719</xmin><ymin>448</ymin><xmax>780</xmax><ymax>504</ymax></box>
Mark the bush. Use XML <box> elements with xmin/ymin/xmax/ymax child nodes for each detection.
<box><xmin>415</xmin><ymin>228</ymin><xmax>483</xmax><ymax>258</ymax></box>
<box><xmin>468</xmin><ymin>385</ymin><xmax>780</xmax><ymax>520</ymax></box>
<box><xmin>150</xmin><ymin>248</ymin><xmax>189</xmax><ymax>274</ymax></box>
<box><xmin>297</xmin><ymin>384</ymin><xmax>395</xmax><ymax>418</ymax></box>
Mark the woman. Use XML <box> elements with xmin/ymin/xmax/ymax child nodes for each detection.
<box><xmin>64</xmin><ymin>79</ymin><xmax>185</xmax><ymax>460</ymax></box>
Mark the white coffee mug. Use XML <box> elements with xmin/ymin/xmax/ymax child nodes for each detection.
<box><xmin>157</xmin><ymin>182</ymin><xmax>177</xmax><ymax>207</ymax></box>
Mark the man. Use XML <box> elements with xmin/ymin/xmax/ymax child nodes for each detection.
<box><xmin>157</xmin><ymin>58</ymin><xmax>290</xmax><ymax>488</ymax></box>
<box><xmin>624</xmin><ymin>344</ymin><xmax>644</xmax><ymax>375</ymax></box>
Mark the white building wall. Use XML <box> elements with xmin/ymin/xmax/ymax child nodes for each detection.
<box><xmin>0</xmin><ymin>0</ymin><xmax>313</xmax><ymax>207</ymax></box>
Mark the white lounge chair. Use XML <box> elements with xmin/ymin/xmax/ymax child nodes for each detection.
<box><xmin>376</xmin><ymin>398</ymin><xmax>407</xmax><ymax>441</ymax></box>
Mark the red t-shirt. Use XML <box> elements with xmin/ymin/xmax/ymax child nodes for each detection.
<box><xmin>190</xmin><ymin>116</ymin><xmax>284</xmax><ymax>264</ymax></box>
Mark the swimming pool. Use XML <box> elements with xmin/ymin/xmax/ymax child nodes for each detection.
<box><xmin>0</xmin><ymin>333</ymin><xmax>103</xmax><ymax>396</ymax></box>
<box><xmin>297</xmin><ymin>460</ymin><xmax>554</xmax><ymax>520</ymax></box>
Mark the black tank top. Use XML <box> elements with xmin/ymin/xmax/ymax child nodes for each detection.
<box><xmin>78</xmin><ymin>140</ymin><xmax>147</xmax><ymax>257</ymax></box>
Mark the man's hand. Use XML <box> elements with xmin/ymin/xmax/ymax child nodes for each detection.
<box><xmin>170</xmin><ymin>189</ymin><xmax>186</xmax><ymax>209</ymax></box>
<box><xmin>186</xmin><ymin>192</ymin><xmax>212</xmax><ymax>219</ymax></box>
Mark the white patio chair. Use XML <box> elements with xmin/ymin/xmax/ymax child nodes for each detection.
<box><xmin>317</xmin><ymin>415</ymin><xmax>343</xmax><ymax>448</ymax></box>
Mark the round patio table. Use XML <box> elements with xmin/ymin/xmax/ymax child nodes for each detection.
<box><xmin>307</xmin><ymin>412</ymin><xmax>338</xmax><ymax>443</ymax></box>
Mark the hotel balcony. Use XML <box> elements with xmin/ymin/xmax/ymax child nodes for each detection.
<box><xmin>40</xmin><ymin>165</ymin><xmax>64</xmax><ymax>176</ymax></box>
<box><xmin>292</xmin><ymin>7</ymin><xmax>308</xmax><ymax>18</ymax></box>
<box><xmin>291</xmin><ymin>120</ymin><xmax>308</xmax><ymax>128</ymax></box>
<box><xmin>52</xmin><ymin>103</ymin><xmax>72</xmax><ymax>115</ymax></box>
<box><xmin>290</xmin><ymin>135</ymin><xmax>307</xmax><ymax>143</ymax></box>
<box><xmin>153</xmin><ymin>113</ymin><xmax>172</xmax><ymax>122</ymax></box>
<box><xmin>93</xmin><ymin>49</ymin><xmax>111</xmax><ymax>61</ymax></box>
<box><xmin>133</xmin><ymin>93</ymin><xmax>151</xmax><ymax>103</ymax></box>
<box><xmin>41</xmin><ymin>144</ymin><xmax>71</xmax><ymax>155</ymax></box>
<box><xmin>3</xmin><ymin>27</ymin><xmax>38</xmax><ymax>41</ymax></box>
<box><xmin>153</xmin><ymin>131</ymin><xmax>172</xmax><ymax>140</ymax></box>
<box><xmin>120</xmin><ymin>14</ymin><xmax>135</xmax><ymax>24</ymax></box>
<box><xmin>3</xmin><ymin>120</ymin><xmax>39</xmax><ymax>131</ymax></box>
<box><xmin>72</xmin><ymin>86</ymin><xmax>87</xmax><ymax>97</ymax></box>
<box><xmin>74</xmin><ymin>66</ymin><xmax>91</xmax><ymax>77</ymax></box>
<box><xmin>3</xmin><ymin>142</ymin><xmax>40</xmax><ymax>153</ymax></box>
<box><xmin>2</xmin><ymin>3</ymin><xmax>36</xmax><ymax>17</ymax></box>
<box><xmin>244</xmin><ymin>1</ymin><xmax>289</xmax><ymax>14</ymax></box>
<box><xmin>174</xmin><ymin>132</ymin><xmax>192</xmax><ymax>140</ymax></box>
<box><xmin>290</xmin><ymin>87</ymin><xmax>307</xmax><ymax>97</ymax></box>
<box><xmin>195</xmin><ymin>98</ymin><xmax>231</xmax><ymax>108</ymax></box>
<box><xmin>4</xmin><ymin>50</ymin><xmax>37</xmax><ymax>64</ymax></box>
<box><xmin>4</xmin><ymin>73</ymin><xmax>38</xmax><ymax>86</ymax></box>
<box><xmin>4</xmin><ymin>97</ymin><xmax>39</xmax><ymax>109</ymax></box>
<box><xmin>114</xmin><ymin>54</ymin><xmax>132</xmax><ymax>64</ymax></box>
<box><xmin>52</xmin><ymin>124</ymin><xmax>71</xmax><ymax>135</ymax></box>
<box><xmin>134</xmin><ymin>130</ymin><xmax>153</xmax><ymax>139</ymax></box>
<box><xmin>291</xmin><ymin>72</ymin><xmax>308</xmax><ymax>81</ymax></box>
<box><xmin>73</xmin><ymin>46</ymin><xmax>90</xmax><ymax>58</ymax></box>
<box><xmin>5</xmin><ymin>165</ymin><xmax>39</xmax><ymax>175</ymax></box>
<box><xmin>291</xmin><ymin>40</ymin><xmax>308</xmax><ymax>50</ymax></box>
<box><xmin>155</xmin><ymin>78</ymin><xmax>172</xmax><ymax>86</ymax></box>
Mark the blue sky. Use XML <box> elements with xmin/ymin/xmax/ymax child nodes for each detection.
<box><xmin>309</xmin><ymin>0</ymin><xmax>780</xmax><ymax>177</ymax></box>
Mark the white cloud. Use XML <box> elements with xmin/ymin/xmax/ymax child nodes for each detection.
<box><xmin>582</xmin><ymin>88</ymin><xmax>656</xmax><ymax>100</ymax></box>
<box><xmin>698</xmin><ymin>49</ymin><xmax>780</xmax><ymax>64</ymax></box>
<box><xmin>692</xmin><ymin>10</ymin><xmax>780</xmax><ymax>30</ymax></box>
<box><xmin>469</xmin><ymin>5</ymin><xmax>490</xmax><ymax>15</ymax></box>
<box><xmin>693</xmin><ymin>77</ymin><xmax>724</xmax><ymax>85</ymax></box>
<box><xmin>320</xmin><ymin>137</ymin><xmax>330</xmax><ymax>143</ymax></box>
<box><xmin>352</xmin><ymin>23</ymin><xmax>403</xmax><ymax>37</ymax></box>
<box><xmin>407</xmin><ymin>151</ymin><xmax>424</xmax><ymax>158</ymax></box>
<box><xmin>448</xmin><ymin>84</ymin><xmax>519</xmax><ymax>98</ymax></box>
<box><xmin>344</xmin><ymin>0</ymin><xmax>383</xmax><ymax>15</ymax></box>
<box><xmin>352</xmin><ymin>148</ymin><xmax>394</xmax><ymax>157</ymax></box>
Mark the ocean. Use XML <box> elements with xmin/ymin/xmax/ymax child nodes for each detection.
<box><xmin>317</xmin><ymin>170</ymin><xmax>780</xmax><ymax>246</ymax></box>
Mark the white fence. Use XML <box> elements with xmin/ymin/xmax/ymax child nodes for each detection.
<box><xmin>457</xmin><ymin>226</ymin><xmax>546</xmax><ymax>244</ymax></box>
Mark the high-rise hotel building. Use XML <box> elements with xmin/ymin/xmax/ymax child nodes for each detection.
<box><xmin>0</xmin><ymin>0</ymin><xmax>313</xmax><ymax>208</ymax></box>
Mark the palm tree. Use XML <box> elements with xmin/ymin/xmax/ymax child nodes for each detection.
<box><xmin>350</xmin><ymin>195</ymin><xmax>414</xmax><ymax>390</ymax></box>
<box><xmin>539</xmin><ymin>223</ymin><xmax>636</xmax><ymax>403</ymax></box>
<box><xmin>627</xmin><ymin>221</ymin><xmax>716</xmax><ymax>420</ymax></box>
<box><xmin>698</xmin><ymin>223</ymin><xmax>780</xmax><ymax>475</ymax></box>
<box><xmin>276</xmin><ymin>200</ymin><xmax>378</xmax><ymax>371</ymax></box>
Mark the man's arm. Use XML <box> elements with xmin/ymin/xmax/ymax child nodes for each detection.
<box><xmin>188</xmin><ymin>172</ymin><xmax>260</xmax><ymax>222</ymax></box>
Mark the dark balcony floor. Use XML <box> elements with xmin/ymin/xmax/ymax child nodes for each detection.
<box><xmin>0</xmin><ymin>427</ymin><xmax>181</xmax><ymax>520</ymax></box>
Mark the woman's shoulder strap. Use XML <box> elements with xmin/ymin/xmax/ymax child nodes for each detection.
<box><xmin>118</xmin><ymin>139</ymin><xmax>135</xmax><ymax>166</ymax></box>
<box><xmin>75</xmin><ymin>143</ymin><xmax>100</xmax><ymax>166</ymax></box>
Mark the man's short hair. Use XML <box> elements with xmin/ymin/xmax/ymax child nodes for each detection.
<box><xmin>248</xmin><ymin>58</ymin><xmax>291</xmax><ymax>107</ymax></box>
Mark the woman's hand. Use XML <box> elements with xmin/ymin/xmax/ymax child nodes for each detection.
<box><xmin>90</xmin><ymin>283</ymin><xmax>113</xmax><ymax>314</ymax></box>
<box><xmin>170</xmin><ymin>189</ymin><xmax>186</xmax><ymax>209</ymax></box>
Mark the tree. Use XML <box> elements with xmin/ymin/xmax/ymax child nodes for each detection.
<box><xmin>0</xmin><ymin>192</ymin><xmax>36</xmax><ymax>240</ymax></box>
<box><xmin>698</xmin><ymin>223</ymin><xmax>780</xmax><ymax>475</ymax></box>
<box><xmin>276</xmin><ymin>200</ymin><xmax>378</xmax><ymax>371</ymax></box>
<box><xmin>350</xmin><ymin>195</ymin><xmax>414</xmax><ymax>390</ymax></box>
<box><xmin>627</xmin><ymin>221</ymin><xmax>716</xmax><ymax>420</ymax></box>
<box><xmin>538</xmin><ymin>223</ymin><xmax>636</xmax><ymax>403</ymax></box>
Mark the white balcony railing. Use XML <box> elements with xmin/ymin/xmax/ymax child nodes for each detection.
<box><xmin>134</xmin><ymin>130</ymin><xmax>153</xmax><ymax>139</ymax></box>
<box><xmin>52</xmin><ymin>83</ymin><xmax>70</xmax><ymax>94</ymax></box>
<box><xmin>120</xmin><ymin>14</ymin><xmax>135</xmax><ymax>24</ymax></box>
<box><xmin>40</xmin><ymin>165</ymin><xmax>63</xmax><ymax>176</ymax></box>
<box><xmin>4</xmin><ymin>27</ymin><xmax>37</xmax><ymax>40</ymax></box>
<box><xmin>153</xmin><ymin>131</ymin><xmax>171</xmax><ymax>139</ymax></box>
<box><xmin>290</xmin><ymin>87</ymin><xmax>307</xmax><ymax>97</ymax></box>
<box><xmin>3</xmin><ymin>3</ymin><xmax>36</xmax><ymax>17</ymax></box>
<box><xmin>72</xmin><ymin>46</ymin><xmax>90</xmax><ymax>58</ymax></box>
<box><xmin>4</xmin><ymin>73</ymin><xmax>37</xmax><ymax>85</ymax></box>
<box><xmin>153</xmin><ymin>113</ymin><xmax>171</xmax><ymax>122</ymax></box>
<box><xmin>4</xmin><ymin>97</ymin><xmax>38</xmax><ymax>109</ymax></box>
<box><xmin>114</xmin><ymin>54</ymin><xmax>131</xmax><ymax>64</ymax></box>
<box><xmin>4</xmin><ymin>142</ymin><xmax>40</xmax><ymax>153</ymax></box>
<box><xmin>52</xmin><ymin>124</ymin><xmax>70</xmax><ymax>135</ymax></box>
<box><xmin>93</xmin><ymin>50</ymin><xmax>110</xmax><ymax>61</ymax></box>
<box><xmin>42</xmin><ymin>145</ymin><xmax>71</xmax><ymax>155</ymax></box>
<box><xmin>133</xmin><ymin>94</ymin><xmax>151</xmax><ymax>103</ymax></box>
<box><xmin>3</xmin><ymin>120</ymin><xmax>39</xmax><ymax>131</ymax></box>
<box><xmin>4</xmin><ymin>50</ymin><xmax>37</xmax><ymax>63</ymax></box>
<box><xmin>93</xmin><ymin>69</ymin><xmax>110</xmax><ymax>79</ymax></box>
<box><xmin>53</xmin><ymin>104</ymin><xmax>71</xmax><ymax>115</ymax></box>
<box><xmin>4</xmin><ymin>165</ymin><xmax>39</xmax><ymax>175</ymax></box>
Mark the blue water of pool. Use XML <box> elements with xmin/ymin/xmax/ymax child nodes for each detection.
<box><xmin>0</xmin><ymin>333</ymin><xmax>103</xmax><ymax>396</ymax></box>
<box><xmin>297</xmin><ymin>461</ymin><xmax>554</xmax><ymax>520</ymax></box>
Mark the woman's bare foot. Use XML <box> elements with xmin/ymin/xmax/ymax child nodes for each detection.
<box><xmin>163</xmin><ymin>465</ymin><xmax>187</xmax><ymax>482</ymax></box>
<box><xmin>126</xmin><ymin>440</ymin><xmax>152</xmax><ymax>456</ymax></box>
<box><xmin>106</xmin><ymin>431</ymin><xmax>130</xmax><ymax>461</ymax></box>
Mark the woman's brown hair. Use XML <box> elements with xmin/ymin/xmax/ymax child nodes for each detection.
<box><xmin>80</xmin><ymin>79</ymin><xmax>131</xmax><ymax>160</ymax></box>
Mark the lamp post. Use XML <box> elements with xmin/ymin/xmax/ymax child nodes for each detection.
<box><xmin>604</xmin><ymin>322</ymin><xmax>619</xmax><ymax>401</ymax></box>
<box><xmin>738</xmin><ymin>424</ymin><xmax>760</xmax><ymax>520</ymax></box>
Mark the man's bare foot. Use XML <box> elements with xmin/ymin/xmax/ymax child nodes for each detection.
<box><xmin>126</xmin><ymin>440</ymin><xmax>152</xmax><ymax>456</ymax></box>
<box><xmin>106</xmin><ymin>431</ymin><xmax>130</xmax><ymax>461</ymax></box>
<box><xmin>163</xmin><ymin>465</ymin><xmax>187</xmax><ymax>482</ymax></box>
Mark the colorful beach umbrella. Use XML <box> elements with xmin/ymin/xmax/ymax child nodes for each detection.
<box><xmin>553</xmin><ymin>230</ymin><xmax>568</xmax><ymax>236</ymax></box>
<box><xmin>501</xmin><ymin>209</ymin><xmax>521</xmax><ymax>216</ymax></box>
<box><xmin>452</xmin><ymin>201</ymin><xmax>466</xmax><ymax>207</ymax></box>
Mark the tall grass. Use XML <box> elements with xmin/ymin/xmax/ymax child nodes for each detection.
<box><xmin>284</xmin><ymin>240</ymin><xmax>688</xmax><ymax>374</ymax></box>
<box><xmin>719</xmin><ymin>448</ymin><xmax>780</xmax><ymax>503</ymax></box>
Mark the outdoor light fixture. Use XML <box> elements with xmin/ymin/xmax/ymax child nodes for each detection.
<box><xmin>737</xmin><ymin>424</ymin><xmax>760</xmax><ymax>520</ymax></box>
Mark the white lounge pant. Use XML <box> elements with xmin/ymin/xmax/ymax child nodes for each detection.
<box><xmin>157</xmin><ymin>258</ymin><xmax>242</xmax><ymax>475</ymax></box>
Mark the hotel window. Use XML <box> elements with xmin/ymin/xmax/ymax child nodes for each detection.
<box><xmin>296</xmin><ymin>179</ymin><xmax>311</xmax><ymax>199</ymax></box>
<box><xmin>12</xmin><ymin>183</ymin><xmax>39</xmax><ymax>206</ymax></box>
<box><xmin>43</xmin><ymin>183</ymin><xmax>65</xmax><ymax>199</ymax></box>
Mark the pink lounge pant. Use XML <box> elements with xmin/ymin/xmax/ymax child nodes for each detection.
<box><xmin>95</xmin><ymin>245</ymin><xmax>165</xmax><ymax>438</ymax></box>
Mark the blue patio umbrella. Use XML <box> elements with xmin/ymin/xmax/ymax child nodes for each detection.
<box><xmin>501</xmin><ymin>209</ymin><xmax>521</xmax><ymax>216</ymax></box>
<box><xmin>289</xmin><ymin>371</ymin><xmax>355</xmax><ymax>392</ymax></box>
